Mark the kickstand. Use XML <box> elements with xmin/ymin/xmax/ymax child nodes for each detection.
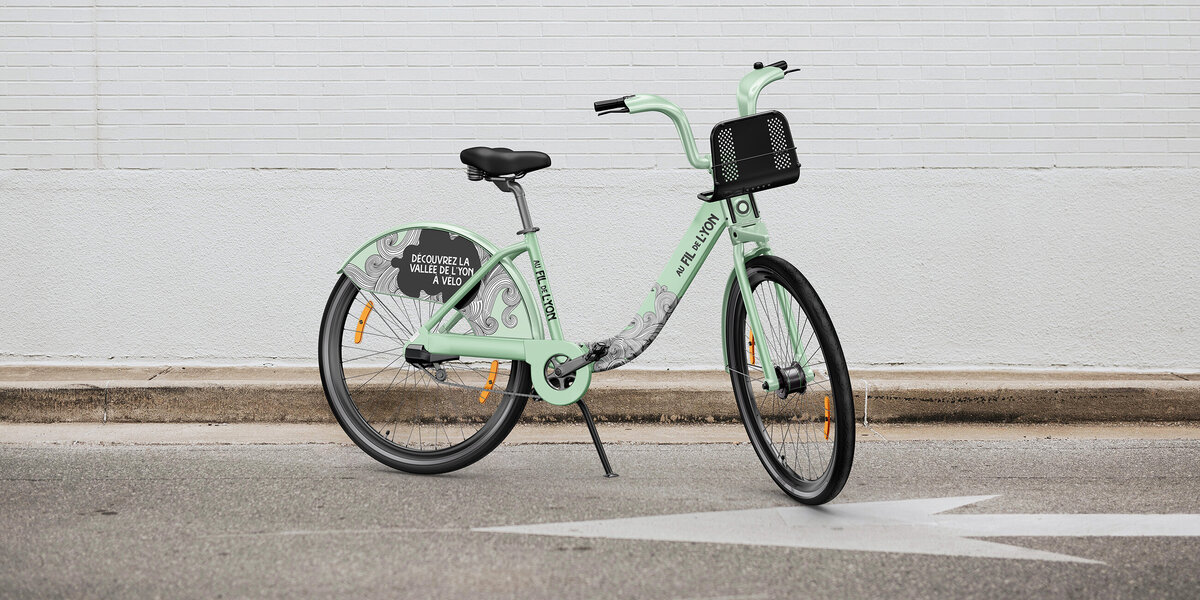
<box><xmin>577</xmin><ymin>399</ymin><xmax>618</xmax><ymax>478</ymax></box>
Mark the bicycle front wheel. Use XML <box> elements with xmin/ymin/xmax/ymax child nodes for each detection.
<box><xmin>724</xmin><ymin>255</ymin><xmax>854</xmax><ymax>504</ymax></box>
<box><xmin>319</xmin><ymin>274</ymin><xmax>531</xmax><ymax>474</ymax></box>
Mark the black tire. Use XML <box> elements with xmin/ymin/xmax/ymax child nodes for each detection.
<box><xmin>724</xmin><ymin>255</ymin><xmax>854</xmax><ymax>504</ymax></box>
<box><xmin>318</xmin><ymin>274</ymin><xmax>530</xmax><ymax>474</ymax></box>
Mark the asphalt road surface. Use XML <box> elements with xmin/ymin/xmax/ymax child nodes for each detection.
<box><xmin>2</xmin><ymin>431</ymin><xmax>1198</xmax><ymax>599</ymax></box>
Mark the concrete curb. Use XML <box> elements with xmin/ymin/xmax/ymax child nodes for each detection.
<box><xmin>1</xmin><ymin>366</ymin><xmax>1196</xmax><ymax>424</ymax></box>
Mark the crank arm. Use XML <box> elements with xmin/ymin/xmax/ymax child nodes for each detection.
<box><xmin>552</xmin><ymin>342</ymin><xmax>609</xmax><ymax>378</ymax></box>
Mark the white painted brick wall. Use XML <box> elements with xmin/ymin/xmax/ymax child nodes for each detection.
<box><xmin>3</xmin><ymin>1</ymin><xmax>1198</xmax><ymax>170</ymax></box>
<box><xmin>2</xmin><ymin>2</ymin><xmax>1198</xmax><ymax>371</ymax></box>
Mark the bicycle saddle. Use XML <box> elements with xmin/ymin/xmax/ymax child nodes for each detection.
<box><xmin>460</xmin><ymin>146</ymin><xmax>551</xmax><ymax>177</ymax></box>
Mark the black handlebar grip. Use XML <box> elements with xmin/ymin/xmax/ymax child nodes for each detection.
<box><xmin>755</xmin><ymin>60</ymin><xmax>790</xmax><ymax>71</ymax></box>
<box><xmin>594</xmin><ymin>96</ymin><xmax>632</xmax><ymax>113</ymax></box>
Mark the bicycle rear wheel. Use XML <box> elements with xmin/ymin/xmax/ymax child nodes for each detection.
<box><xmin>724</xmin><ymin>255</ymin><xmax>854</xmax><ymax>504</ymax></box>
<box><xmin>318</xmin><ymin>274</ymin><xmax>530</xmax><ymax>474</ymax></box>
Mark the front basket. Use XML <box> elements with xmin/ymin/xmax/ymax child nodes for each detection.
<box><xmin>709</xmin><ymin>110</ymin><xmax>799</xmax><ymax>201</ymax></box>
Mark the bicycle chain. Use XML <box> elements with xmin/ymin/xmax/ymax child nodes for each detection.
<box><xmin>414</xmin><ymin>364</ymin><xmax>770</xmax><ymax>402</ymax></box>
<box><xmin>416</xmin><ymin>364</ymin><xmax>547</xmax><ymax>401</ymax></box>
<box><xmin>416</xmin><ymin>363</ymin><xmax>763</xmax><ymax>401</ymax></box>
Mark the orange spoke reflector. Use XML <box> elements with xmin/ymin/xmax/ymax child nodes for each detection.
<box><xmin>479</xmin><ymin>360</ymin><xmax>499</xmax><ymax>404</ymax></box>
<box><xmin>748</xmin><ymin>331</ymin><xmax>756</xmax><ymax>365</ymax></box>
<box><xmin>823</xmin><ymin>396</ymin><xmax>831</xmax><ymax>440</ymax></box>
<box><xmin>354</xmin><ymin>301</ymin><xmax>374</xmax><ymax>344</ymax></box>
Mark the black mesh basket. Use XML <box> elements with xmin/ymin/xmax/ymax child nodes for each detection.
<box><xmin>708</xmin><ymin>110</ymin><xmax>799</xmax><ymax>201</ymax></box>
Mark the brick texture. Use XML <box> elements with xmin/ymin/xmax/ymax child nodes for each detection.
<box><xmin>3</xmin><ymin>1</ymin><xmax>1198</xmax><ymax>170</ymax></box>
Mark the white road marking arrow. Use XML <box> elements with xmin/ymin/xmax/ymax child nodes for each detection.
<box><xmin>474</xmin><ymin>495</ymin><xmax>1200</xmax><ymax>564</ymax></box>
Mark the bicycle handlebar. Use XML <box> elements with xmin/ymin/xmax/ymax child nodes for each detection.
<box><xmin>623</xmin><ymin>95</ymin><xmax>711</xmax><ymax>170</ymax></box>
<box><xmin>594</xmin><ymin>96</ymin><xmax>632</xmax><ymax>115</ymax></box>
<box><xmin>754</xmin><ymin>60</ymin><xmax>788</xmax><ymax>71</ymax></box>
<box><xmin>591</xmin><ymin>60</ymin><xmax>793</xmax><ymax>170</ymax></box>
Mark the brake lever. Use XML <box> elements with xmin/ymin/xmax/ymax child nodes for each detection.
<box><xmin>784</xmin><ymin>68</ymin><xmax>802</xmax><ymax>75</ymax></box>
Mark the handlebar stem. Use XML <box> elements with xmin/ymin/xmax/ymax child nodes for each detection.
<box><xmin>737</xmin><ymin>66</ymin><xmax>786</xmax><ymax>116</ymax></box>
<box><xmin>625</xmin><ymin>94</ymin><xmax>712</xmax><ymax>170</ymax></box>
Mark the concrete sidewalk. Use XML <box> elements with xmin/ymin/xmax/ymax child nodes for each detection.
<box><xmin>2</xmin><ymin>422</ymin><xmax>1199</xmax><ymax>446</ymax></box>
<box><xmin>1</xmin><ymin>365</ymin><xmax>1196</xmax><ymax>423</ymax></box>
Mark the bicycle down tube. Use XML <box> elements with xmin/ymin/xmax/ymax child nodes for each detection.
<box><xmin>414</xmin><ymin>203</ymin><xmax>726</xmax><ymax>360</ymax></box>
<box><xmin>413</xmin><ymin>199</ymin><xmax>786</xmax><ymax>393</ymax></box>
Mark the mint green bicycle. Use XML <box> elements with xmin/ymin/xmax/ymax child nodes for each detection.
<box><xmin>318</xmin><ymin>61</ymin><xmax>854</xmax><ymax>504</ymax></box>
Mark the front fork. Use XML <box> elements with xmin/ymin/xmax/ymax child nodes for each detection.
<box><xmin>726</xmin><ymin>198</ymin><xmax>814</xmax><ymax>393</ymax></box>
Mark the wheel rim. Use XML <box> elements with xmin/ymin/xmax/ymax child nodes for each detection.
<box><xmin>333</xmin><ymin>286</ymin><xmax>520</xmax><ymax>454</ymax></box>
<box><xmin>740</xmin><ymin>274</ymin><xmax>839</xmax><ymax>485</ymax></box>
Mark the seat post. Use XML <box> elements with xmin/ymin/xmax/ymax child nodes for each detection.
<box><xmin>491</xmin><ymin>178</ymin><xmax>539</xmax><ymax>235</ymax></box>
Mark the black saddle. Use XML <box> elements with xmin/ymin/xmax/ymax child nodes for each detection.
<box><xmin>460</xmin><ymin>146</ymin><xmax>551</xmax><ymax>177</ymax></box>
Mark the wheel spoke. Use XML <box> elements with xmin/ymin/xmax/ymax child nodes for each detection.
<box><xmin>323</xmin><ymin>278</ymin><xmax>530</xmax><ymax>457</ymax></box>
<box><xmin>729</xmin><ymin>262</ymin><xmax>852</xmax><ymax>502</ymax></box>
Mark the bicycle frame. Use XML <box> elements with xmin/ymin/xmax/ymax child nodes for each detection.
<box><xmin>407</xmin><ymin>64</ymin><xmax>812</xmax><ymax>405</ymax></box>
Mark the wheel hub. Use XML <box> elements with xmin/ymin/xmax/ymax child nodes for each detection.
<box><xmin>774</xmin><ymin>362</ymin><xmax>807</xmax><ymax>398</ymax></box>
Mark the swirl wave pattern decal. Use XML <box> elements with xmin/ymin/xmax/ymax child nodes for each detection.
<box><xmin>462</xmin><ymin>262</ymin><xmax>522</xmax><ymax>336</ymax></box>
<box><xmin>344</xmin><ymin>230</ymin><xmax>421</xmax><ymax>296</ymax></box>
<box><xmin>592</xmin><ymin>284</ymin><xmax>679</xmax><ymax>372</ymax></box>
<box><xmin>343</xmin><ymin>229</ymin><xmax>523</xmax><ymax>336</ymax></box>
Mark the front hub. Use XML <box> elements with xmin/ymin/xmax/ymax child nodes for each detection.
<box><xmin>774</xmin><ymin>363</ymin><xmax>807</xmax><ymax>398</ymax></box>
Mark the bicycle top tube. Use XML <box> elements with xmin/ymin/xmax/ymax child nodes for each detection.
<box><xmin>606</xmin><ymin>62</ymin><xmax>790</xmax><ymax>172</ymax></box>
